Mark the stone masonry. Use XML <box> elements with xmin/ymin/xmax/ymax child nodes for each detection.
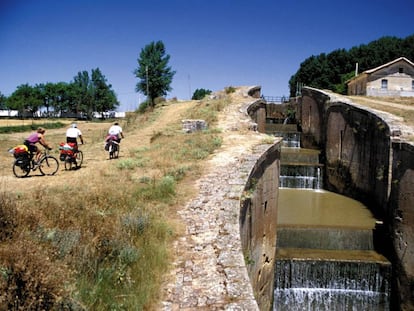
<box><xmin>160</xmin><ymin>87</ymin><xmax>279</xmax><ymax>310</ymax></box>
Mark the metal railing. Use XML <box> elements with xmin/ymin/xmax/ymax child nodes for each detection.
<box><xmin>261</xmin><ymin>95</ymin><xmax>289</xmax><ymax>104</ymax></box>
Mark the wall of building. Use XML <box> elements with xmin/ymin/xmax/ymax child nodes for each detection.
<box><xmin>349</xmin><ymin>59</ymin><xmax>414</xmax><ymax>97</ymax></box>
<box><xmin>347</xmin><ymin>74</ymin><xmax>368</xmax><ymax>96</ymax></box>
<box><xmin>301</xmin><ymin>86</ymin><xmax>414</xmax><ymax>310</ymax></box>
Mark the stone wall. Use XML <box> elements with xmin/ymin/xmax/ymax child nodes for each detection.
<box><xmin>247</xmin><ymin>99</ymin><xmax>267</xmax><ymax>133</ymax></box>
<box><xmin>240</xmin><ymin>142</ymin><xmax>280</xmax><ymax>311</ymax></box>
<box><xmin>325</xmin><ymin>104</ymin><xmax>391</xmax><ymax>211</ymax></box>
<box><xmin>301</xmin><ymin>86</ymin><xmax>414</xmax><ymax>310</ymax></box>
<box><xmin>389</xmin><ymin>142</ymin><xmax>414</xmax><ymax>310</ymax></box>
<box><xmin>300</xmin><ymin>90</ymin><xmax>330</xmax><ymax>149</ymax></box>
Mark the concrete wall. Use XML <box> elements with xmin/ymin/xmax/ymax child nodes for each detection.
<box><xmin>325</xmin><ymin>104</ymin><xmax>391</xmax><ymax>210</ymax></box>
<box><xmin>301</xmin><ymin>86</ymin><xmax>414</xmax><ymax>310</ymax></box>
<box><xmin>240</xmin><ymin>142</ymin><xmax>281</xmax><ymax>311</ymax></box>
<box><xmin>389</xmin><ymin>142</ymin><xmax>414</xmax><ymax>310</ymax></box>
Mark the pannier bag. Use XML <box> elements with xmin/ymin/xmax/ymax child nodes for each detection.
<box><xmin>59</xmin><ymin>142</ymin><xmax>77</xmax><ymax>160</ymax></box>
<box><xmin>104</xmin><ymin>135</ymin><xmax>118</xmax><ymax>151</ymax></box>
<box><xmin>9</xmin><ymin>145</ymin><xmax>29</xmax><ymax>158</ymax></box>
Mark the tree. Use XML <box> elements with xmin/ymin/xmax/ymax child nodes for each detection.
<box><xmin>192</xmin><ymin>88</ymin><xmax>212</xmax><ymax>100</ymax></box>
<box><xmin>289</xmin><ymin>34</ymin><xmax>414</xmax><ymax>96</ymax></box>
<box><xmin>50</xmin><ymin>82</ymin><xmax>72</xmax><ymax>116</ymax></box>
<box><xmin>72</xmin><ymin>70</ymin><xmax>93</xmax><ymax>117</ymax></box>
<box><xmin>134</xmin><ymin>41</ymin><xmax>176</xmax><ymax>107</ymax></box>
<box><xmin>7</xmin><ymin>84</ymin><xmax>43</xmax><ymax>117</ymax></box>
<box><xmin>91</xmin><ymin>68</ymin><xmax>118</xmax><ymax>117</ymax></box>
<box><xmin>0</xmin><ymin>92</ymin><xmax>6</xmax><ymax>110</ymax></box>
<box><xmin>70</xmin><ymin>68</ymin><xmax>118</xmax><ymax>118</ymax></box>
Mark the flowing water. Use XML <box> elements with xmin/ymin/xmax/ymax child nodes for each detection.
<box><xmin>273</xmin><ymin>132</ymin><xmax>391</xmax><ymax>310</ymax></box>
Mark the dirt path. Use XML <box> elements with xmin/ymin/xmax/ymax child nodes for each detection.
<box><xmin>0</xmin><ymin>101</ymin><xmax>196</xmax><ymax>194</ymax></box>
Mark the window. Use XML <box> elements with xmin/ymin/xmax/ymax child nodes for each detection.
<box><xmin>381</xmin><ymin>79</ymin><xmax>388</xmax><ymax>89</ymax></box>
<box><xmin>399</xmin><ymin>67</ymin><xmax>404</xmax><ymax>74</ymax></box>
<box><xmin>412</xmin><ymin>80</ymin><xmax>414</xmax><ymax>90</ymax></box>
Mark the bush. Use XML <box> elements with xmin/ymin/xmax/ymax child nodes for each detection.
<box><xmin>192</xmin><ymin>88</ymin><xmax>212</xmax><ymax>100</ymax></box>
<box><xmin>137</xmin><ymin>100</ymin><xmax>150</xmax><ymax>113</ymax></box>
<box><xmin>225</xmin><ymin>86</ymin><xmax>236</xmax><ymax>94</ymax></box>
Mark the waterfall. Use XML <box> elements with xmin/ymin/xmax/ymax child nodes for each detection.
<box><xmin>280</xmin><ymin>165</ymin><xmax>323</xmax><ymax>189</ymax></box>
<box><xmin>274</xmin><ymin>131</ymin><xmax>391</xmax><ymax>310</ymax></box>
<box><xmin>274</xmin><ymin>258</ymin><xmax>391</xmax><ymax>311</ymax></box>
<box><xmin>277</xmin><ymin>132</ymin><xmax>324</xmax><ymax>189</ymax></box>
<box><xmin>275</xmin><ymin>131</ymin><xmax>301</xmax><ymax>148</ymax></box>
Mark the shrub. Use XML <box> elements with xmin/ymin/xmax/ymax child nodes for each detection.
<box><xmin>192</xmin><ymin>88</ymin><xmax>212</xmax><ymax>100</ymax></box>
<box><xmin>225</xmin><ymin>86</ymin><xmax>236</xmax><ymax>94</ymax></box>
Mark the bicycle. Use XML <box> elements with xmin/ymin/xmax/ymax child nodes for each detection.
<box><xmin>105</xmin><ymin>136</ymin><xmax>120</xmax><ymax>159</ymax></box>
<box><xmin>12</xmin><ymin>148</ymin><xmax>59</xmax><ymax>178</ymax></box>
<box><xmin>64</xmin><ymin>148</ymin><xmax>83</xmax><ymax>170</ymax></box>
<box><xmin>59</xmin><ymin>142</ymin><xmax>83</xmax><ymax>170</ymax></box>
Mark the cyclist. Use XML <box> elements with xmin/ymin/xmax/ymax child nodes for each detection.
<box><xmin>107</xmin><ymin>122</ymin><xmax>124</xmax><ymax>143</ymax></box>
<box><xmin>24</xmin><ymin>127</ymin><xmax>52</xmax><ymax>164</ymax></box>
<box><xmin>66</xmin><ymin>123</ymin><xmax>84</xmax><ymax>147</ymax></box>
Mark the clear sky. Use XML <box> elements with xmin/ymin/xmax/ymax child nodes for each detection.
<box><xmin>1</xmin><ymin>0</ymin><xmax>413</xmax><ymax>111</ymax></box>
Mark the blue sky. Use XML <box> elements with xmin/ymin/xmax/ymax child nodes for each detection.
<box><xmin>1</xmin><ymin>0</ymin><xmax>413</xmax><ymax>111</ymax></box>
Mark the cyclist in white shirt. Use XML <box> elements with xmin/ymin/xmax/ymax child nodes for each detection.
<box><xmin>66</xmin><ymin>123</ymin><xmax>84</xmax><ymax>146</ymax></box>
<box><xmin>108</xmin><ymin>122</ymin><xmax>124</xmax><ymax>142</ymax></box>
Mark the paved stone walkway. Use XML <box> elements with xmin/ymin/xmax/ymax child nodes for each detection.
<box><xmin>160</xmin><ymin>89</ymin><xmax>272</xmax><ymax>310</ymax></box>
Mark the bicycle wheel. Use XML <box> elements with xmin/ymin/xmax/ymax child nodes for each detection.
<box><xmin>113</xmin><ymin>144</ymin><xmax>119</xmax><ymax>159</ymax></box>
<box><xmin>109</xmin><ymin>142</ymin><xmax>114</xmax><ymax>159</ymax></box>
<box><xmin>64</xmin><ymin>158</ymin><xmax>74</xmax><ymax>170</ymax></box>
<box><xmin>39</xmin><ymin>156</ymin><xmax>59</xmax><ymax>176</ymax></box>
<box><xmin>13</xmin><ymin>158</ymin><xmax>30</xmax><ymax>178</ymax></box>
<box><xmin>75</xmin><ymin>150</ymin><xmax>83</xmax><ymax>167</ymax></box>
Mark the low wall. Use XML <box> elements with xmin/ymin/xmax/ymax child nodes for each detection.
<box><xmin>240</xmin><ymin>142</ymin><xmax>281</xmax><ymax>310</ymax></box>
<box><xmin>301</xmin><ymin>87</ymin><xmax>414</xmax><ymax>310</ymax></box>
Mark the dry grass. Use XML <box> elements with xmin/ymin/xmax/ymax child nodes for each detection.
<box><xmin>0</xmin><ymin>96</ymin><xmax>229</xmax><ymax>309</ymax></box>
<box><xmin>347</xmin><ymin>96</ymin><xmax>414</xmax><ymax>121</ymax></box>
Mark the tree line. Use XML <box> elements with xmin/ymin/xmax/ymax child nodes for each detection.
<box><xmin>288</xmin><ymin>34</ymin><xmax>414</xmax><ymax>96</ymax></box>
<box><xmin>0</xmin><ymin>68</ymin><xmax>118</xmax><ymax>119</ymax></box>
<box><xmin>0</xmin><ymin>40</ymin><xmax>178</xmax><ymax>118</ymax></box>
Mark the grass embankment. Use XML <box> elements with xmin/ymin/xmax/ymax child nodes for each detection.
<box><xmin>0</xmin><ymin>97</ymin><xmax>228</xmax><ymax>309</ymax></box>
